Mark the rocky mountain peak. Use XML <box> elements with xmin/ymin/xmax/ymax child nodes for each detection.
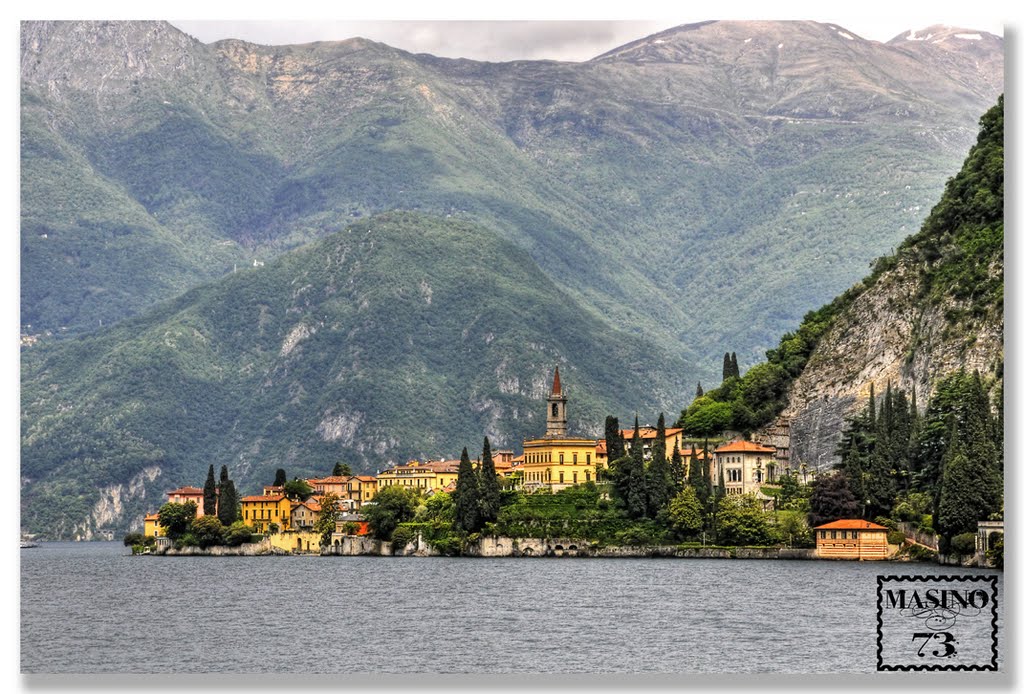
<box><xmin>21</xmin><ymin>20</ymin><xmax>206</xmax><ymax>94</ymax></box>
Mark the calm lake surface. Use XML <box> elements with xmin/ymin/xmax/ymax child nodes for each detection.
<box><xmin>21</xmin><ymin>542</ymin><xmax>1002</xmax><ymax>674</ymax></box>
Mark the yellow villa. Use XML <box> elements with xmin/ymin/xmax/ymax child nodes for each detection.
<box><xmin>143</xmin><ymin>512</ymin><xmax>163</xmax><ymax>538</ymax></box>
<box><xmin>521</xmin><ymin>367</ymin><xmax>599</xmax><ymax>493</ymax></box>
<box><xmin>377</xmin><ymin>459</ymin><xmax>463</xmax><ymax>494</ymax></box>
<box><xmin>240</xmin><ymin>494</ymin><xmax>292</xmax><ymax>533</ymax></box>
<box><xmin>309</xmin><ymin>475</ymin><xmax>378</xmax><ymax>509</ymax></box>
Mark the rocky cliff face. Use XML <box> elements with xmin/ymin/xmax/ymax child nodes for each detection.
<box><xmin>783</xmin><ymin>257</ymin><xmax>1002</xmax><ymax>469</ymax></box>
<box><xmin>779</xmin><ymin>98</ymin><xmax>1004</xmax><ymax>470</ymax></box>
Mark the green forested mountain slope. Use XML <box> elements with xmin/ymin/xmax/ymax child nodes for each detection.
<box><xmin>21</xmin><ymin>213</ymin><xmax>684</xmax><ymax>539</ymax></box>
<box><xmin>21</xmin><ymin>20</ymin><xmax>1003</xmax><ymax>380</ymax></box>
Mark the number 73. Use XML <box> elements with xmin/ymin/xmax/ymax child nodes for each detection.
<box><xmin>913</xmin><ymin>632</ymin><xmax>957</xmax><ymax>658</ymax></box>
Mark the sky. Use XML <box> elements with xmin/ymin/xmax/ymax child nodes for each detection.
<box><xmin>169</xmin><ymin>15</ymin><xmax>1006</xmax><ymax>63</ymax></box>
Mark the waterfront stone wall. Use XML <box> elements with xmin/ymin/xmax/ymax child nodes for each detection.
<box><xmin>157</xmin><ymin>537</ymin><xmax>288</xmax><ymax>556</ymax></box>
<box><xmin>152</xmin><ymin>534</ymin><xmax>820</xmax><ymax>561</ymax></box>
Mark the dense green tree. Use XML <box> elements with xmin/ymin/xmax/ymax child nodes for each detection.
<box><xmin>686</xmin><ymin>447</ymin><xmax>709</xmax><ymax>510</ymax></box>
<box><xmin>936</xmin><ymin>425</ymin><xmax>999</xmax><ymax>553</ymax></box>
<box><xmin>950</xmin><ymin>532</ymin><xmax>978</xmax><ymax>559</ymax></box>
<box><xmin>190</xmin><ymin>516</ymin><xmax>225</xmax><ymax>549</ymax></box>
<box><xmin>645</xmin><ymin>413</ymin><xmax>673</xmax><ymax>515</ymax></box>
<box><xmin>604</xmin><ymin>416</ymin><xmax>625</xmax><ymax>463</ymax></box>
<box><xmin>683</xmin><ymin>398</ymin><xmax>733</xmax><ymax>437</ymax></box>
<box><xmin>217</xmin><ymin>476</ymin><xmax>239</xmax><ymax>527</ymax></box>
<box><xmin>776</xmin><ymin>511</ymin><xmax>812</xmax><ymax>547</ymax></box>
<box><xmin>363</xmin><ymin>486</ymin><xmax>417</xmax><ymax>541</ymax></box>
<box><xmin>418</xmin><ymin>490</ymin><xmax>455</xmax><ymax>523</ymax></box>
<box><xmin>157</xmin><ymin>501</ymin><xmax>196</xmax><ymax>541</ymax></box>
<box><xmin>807</xmin><ymin>472</ymin><xmax>859</xmax><ymax>527</ymax></box>
<box><xmin>624</xmin><ymin>418</ymin><xmax>648</xmax><ymax>519</ymax></box>
<box><xmin>223</xmin><ymin>520</ymin><xmax>253</xmax><ymax>547</ymax></box>
<box><xmin>730</xmin><ymin>352</ymin><xmax>739</xmax><ymax>379</ymax></box>
<box><xmin>332</xmin><ymin>462</ymin><xmax>353</xmax><ymax>477</ymax></box>
<box><xmin>715</xmin><ymin>494</ymin><xmax>775</xmax><ymax>546</ymax></box>
<box><xmin>478</xmin><ymin>437</ymin><xmax>501</xmax><ymax>525</ymax></box>
<box><xmin>778</xmin><ymin>472</ymin><xmax>801</xmax><ymax>508</ymax></box>
<box><xmin>283</xmin><ymin>478</ymin><xmax>314</xmax><ymax>501</ymax></box>
<box><xmin>315</xmin><ymin>492</ymin><xmax>341</xmax><ymax>548</ymax></box>
<box><xmin>454</xmin><ymin>447</ymin><xmax>481</xmax><ymax>533</ymax></box>
<box><xmin>203</xmin><ymin>464</ymin><xmax>217</xmax><ymax>517</ymax></box>
<box><xmin>987</xmin><ymin>532</ymin><xmax>1003</xmax><ymax>569</ymax></box>
<box><xmin>273</xmin><ymin>468</ymin><xmax>287</xmax><ymax>487</ymax></box>
<box><xmin>122</xmin><ymin>532</ymin><xmax>144</xmax><ymax>547</ymax></box>
<box><xmin>667</xmin><ymin>487</ymin><xmax>704</xmax><ymax>540</ymax></box>
<box><xmin>722</xmin><ymin>352</ymin><xmax>732</xmax><ymax>381</ymax></box>
<box><xmin>669</xmin><ymin>442</ymin><xmax>685</xmax><ymax>491</ymax></box>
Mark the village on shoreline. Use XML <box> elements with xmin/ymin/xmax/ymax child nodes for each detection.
<box><xmin>128</xmin><ymin>369</ymin><xmax>1002</xmax><ymax>568</ymax></box>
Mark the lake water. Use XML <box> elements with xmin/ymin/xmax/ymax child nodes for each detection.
<box><xmin>20</xmin><ymin>542</ymin><xmax>1003</xmax><ymax>674</ymax></box>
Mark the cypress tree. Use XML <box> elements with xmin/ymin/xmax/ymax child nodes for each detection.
<box><xmin>935</xmin><ymin>422</ymin><xmax>998</xmax><ymax>552</ymax></box>
<box><xmin>696</xmin><ymin>382</ymin><xmax>704</xmax><ymax>398</ymax></box>
<box><xmin>274</xmin><ymin>468</ymin><xmax>287</xmax><ymax>487</ymax></box>
<box><xmin>626</xmin><ymin>417</ymin><xmax>648</xmax><ymax>519</ymax></box>
<box><xmin>454</xmin><ymin>447</ymin><xmax>480</xmax><ymax>533</ymax></box>
<box><xmin>218</xmin><ymin>477</ymin><xmax>238</xmax><ymax>526</ymax></box>
<box><xmin>646</xmin><ymin>413</ymin><xmax>672</xmax><ymax>515</ymax></box>
<box><xmin>868</xmin><ymin>382</ymin><xmax>876</xmax><ymax>432</ymax></box>
<box><xmin>688</xmin><ymin>446</ymin><xmax>710</xmax><ymax>511</ymax></box>
<box><xmin>478</xmin><ymin>437</ymin><xmax>501</xmax><ymax>525</ymax></box>
<box><xmin>722</xmin><ymin>353</ymin><xmax>731</xmax><ymax>381</ymax></box>
<box><xmin>730</xmin><ymin>352</ymin><xmax>739</xmax><ymax>379</ymax></box>
<box><xmin>605</xmin><ymin>416</ymin><xmax>623</xmax><ymax>463</ymax></box>
<box><xmin>203</xmin><ymin>464</ymin><xmax>217</xmax><ymax>517</ymax></box>
<box><xmin>669</xmin><ymin>441</ymin><xmax>685</xmax><ymax>492</ymax></box>
<box><xmin>332</xmin><ymin>462</ymin><xmax>353</xmax><ymax>477</ymax></box>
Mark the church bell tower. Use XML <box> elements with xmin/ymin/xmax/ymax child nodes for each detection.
<box><xmin>545</xmin><ymin>367</ymin><xmax>568</xmax><ymax>438</ymax></box>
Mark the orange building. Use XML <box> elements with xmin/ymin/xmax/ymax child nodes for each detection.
<box><xmin>814</xmin><ymin>519</ymin><xmax>890</xmax><ymax>560</ymax></box>
<box><xmin>308</xmin><ymin>475</ymin><xmax>377</xmax><ymax>509</ymax></box>
<box><xmin>166</xmin><ymin>486</ymin><xmax>208</xmax><ymax>516</ymax></box>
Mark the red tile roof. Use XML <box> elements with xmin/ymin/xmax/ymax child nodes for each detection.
<box><xmin>552</xmin><ymin>366</ymin><xmax>562</xmax><ymax>395</ymax></box>
<box><xmin>168</xmin><ymin>486</ymin><xmax>204</xmax><ymax>495</ymax></box>
<box><xmin>714</xmin><ymin>440</ymin><xmax>776</xmax><ymax>454</ymax></box>
<box><xmin>814</xmin><ymin>519</ymin><xmax>888</xmax><ymax>530</ymax></box>
<box><xmin>241</xmin><ymin>495</ymin><xmax>286</xmax><ymax>503</ymax></box>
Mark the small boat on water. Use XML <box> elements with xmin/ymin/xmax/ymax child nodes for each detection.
<box><xmin>20</xmin><ymin>540</ymin><xmax>39</xmax><ymax>549</ymax></box>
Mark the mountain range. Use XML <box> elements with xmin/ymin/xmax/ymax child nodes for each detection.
<box><xmin>20</xmin><ymin>20</ymin><xmax>1002</xmax><ymax>538</ymax></box>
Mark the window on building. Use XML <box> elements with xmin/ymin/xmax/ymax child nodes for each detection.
<box><xmin>573</xmin><ymin>453</ymin><xmax>577</xmax><ymax>464</ymax></box>
<box><xmin>573</xmin><ymin>472</ymin><xmax>577</xmax><ymax>483</ymax></box>
<box><xmin>559</xmin><ymin>454</ymin><xmax>564</xmax><ymax>463</ymax></box>
<box><xmin>586</xmin><ymin>454</ymin><xmax>591</xmax><ymax>464</ymax></box>
<box><xmin>560</xmin><ymin>472</ymin><xmax>564</xmax><ymax>484</ymax></box>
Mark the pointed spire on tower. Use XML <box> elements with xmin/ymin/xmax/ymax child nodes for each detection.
<box><xmin>552</xmin><ymin>366</ymin><xmax>562</xmax><ymax>395</ymax></box>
